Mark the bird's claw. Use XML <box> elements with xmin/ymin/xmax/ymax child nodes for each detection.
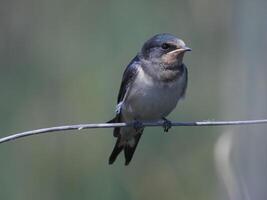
<box><xmin>133</xmin><ymin>120</ymin><xmax>144</xmax><ymax>132</ymax></box>
<box><xmin>162</xmin><ymin>118</ymin><xmax>172</xmax><ymax>132</ymax></box>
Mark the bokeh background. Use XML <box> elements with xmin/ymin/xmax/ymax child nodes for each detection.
<box><xmin>0</xmin><ymin>0</ymin><xmax>267</xmax><ymax>200</ymax></box>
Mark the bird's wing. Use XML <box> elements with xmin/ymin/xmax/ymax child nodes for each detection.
<box><xmin>117</xmin><ymin>56</ymin><xmax>140</xmax><ymax>104</ymax></box>
<box><xmin>180</xmin><ymin>63</ymin><xmax>188</xmax><ymax>99</ymax></box>
<box><xmin>109</xmin><ymin>56</ymin><xmax>140</xmax><ymax>137</ymax></box>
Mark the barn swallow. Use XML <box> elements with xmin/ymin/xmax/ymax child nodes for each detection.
<box><xmin>108</xmin><ymin>33</ymin><xmax>191</xmax><ymax>165</ymax></box>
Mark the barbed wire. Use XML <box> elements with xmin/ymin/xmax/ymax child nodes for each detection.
<box><xmin>0</xmin><ymin>119</ymin><xmax>267</xmax><ymax>144</ymax></box>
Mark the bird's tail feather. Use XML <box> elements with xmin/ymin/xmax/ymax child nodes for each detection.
<box><xmin>109</xmin><ymin>136</ymin><xmax>124</xmax><ymax>164</ymax></box>
<box><xmin>124</xmin><ymin>133</ymin><xmax>142</xmax><ymax>165</ymax></box>
<box><xmin>107</xmin><ymin>117</ymin><xmax>121</xmax><ymax>137</ymax></box>
<box><xmin>109</xmin><ymin>132</ymin><xmax>142</xmax><ymax>165</ymax></box>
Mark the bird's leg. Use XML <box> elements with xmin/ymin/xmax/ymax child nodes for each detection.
<box><xmin>162</xmin><ymin>117</ymin><xmax>172</xmax><ymax>132</ymax></box>
<box><xmin>133</xmin><ymin>120</ymin><xmax>144</xmax><ymax>132</ymax></box>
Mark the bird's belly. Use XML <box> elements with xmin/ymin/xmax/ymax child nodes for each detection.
<box><xmin>122</xmin><ymin>81</ymin><xmax>183</xmax><ymax>121</ymax></box>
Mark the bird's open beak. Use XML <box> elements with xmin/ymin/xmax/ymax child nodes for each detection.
<box><xmin>167</xmin><ymin>46</ymin><xmax>192</xmax><ymax>55</ymax></box>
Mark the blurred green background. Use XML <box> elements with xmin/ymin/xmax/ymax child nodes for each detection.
<box><xmin>1</xmin><ymin>0</ymin><xmax>267</xmax><ymax>200</ymax></box>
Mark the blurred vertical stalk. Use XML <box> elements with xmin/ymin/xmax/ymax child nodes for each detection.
<box><xmin>216</xmin><ymin>0</ymin><xmax>267</xmax><ymax>200</ymax></box>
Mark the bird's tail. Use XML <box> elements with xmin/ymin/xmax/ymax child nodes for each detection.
<box><xmin>109</xmin><ymin>131</ymin><xmax>142</xmax><ymax>165</ymax></box>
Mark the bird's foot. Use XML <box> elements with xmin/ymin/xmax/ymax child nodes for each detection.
<box><xmin>133</xmin><ymin>120</ymin><xmax>144</xmax><ymax>132</ymax></box>
<box><xmin>162</xmin><ymin>117</ymin><xmax>172</xmax><ymax>132</ymax></box>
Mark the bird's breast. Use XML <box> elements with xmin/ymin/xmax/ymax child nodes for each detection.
<box><xmin>122</xmin><ymin>67</ymin><xmax>186</xmax><ymax>121</ymax></box>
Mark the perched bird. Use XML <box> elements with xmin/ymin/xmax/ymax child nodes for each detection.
<box><xmin>108</xmin><ymin>33</ymin><xmax>191</xmax><ymax>165</ymax></box>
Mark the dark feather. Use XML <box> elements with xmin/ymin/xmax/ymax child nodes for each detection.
<box><xmin>124</xmin><ymin>131</ymin><xmax>143</xmax><ymax>165</ymax></box>
<box><xmin>117</xmin><ymin>56</ymin><xmax>140</xmax><ymax>103</ymax></box>
<box><xmin>111</xmin><ymin>55</ymin><xmax>140</xmax><ymax>138</ymax></box>
<box><xmin>109</xmin><ymin>136</ymin><xmax>124</xmax><ymax>164</ymax></box>
<box><xmin>180</xmin><ymin>63</ymin><xmax>188</xmax><ymax>99</ymax></box>
<box><xmin>108</xmin><ymin>56</ymin><xmax>141</xmax><ymax>164</ymax></box>
<box><xmin>108</xmin><ymin>56</ymin><xmax>141</xmax><ymax>165</ymax></box>
<box><xmin>107</xmin><ymin>116</ymin><xmax>121</xmax><ymax>137</ymax></box>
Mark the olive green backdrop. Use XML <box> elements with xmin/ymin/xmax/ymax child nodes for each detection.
<box><xmin>0</xmin><ymin>0</ymin><xmax>267</xmax><ymax>200</ymax></box>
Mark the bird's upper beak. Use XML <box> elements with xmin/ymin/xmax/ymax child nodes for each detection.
<box><xmin>167</xmin><ymin>46</ymin><xmax>192</xmax><ymax>55</ymax></box>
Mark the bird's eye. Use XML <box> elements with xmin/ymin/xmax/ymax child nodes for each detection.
<box><xmin>161</xmin><ymin>43</ymin><xmax>171</xmax><ymax>50</ymax></box>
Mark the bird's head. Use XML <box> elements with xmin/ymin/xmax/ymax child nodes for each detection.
<box><xmin>140</xmin><ymin>33</ymin><xmax>191</xmax><ymax>81</ymax></box>
<box><xmin>141</xmin><ymin>33</ymin><xmax>191</xmax><ymax>67</ymax></box>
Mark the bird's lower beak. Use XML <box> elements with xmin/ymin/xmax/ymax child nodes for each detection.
<box><xmin>167</xmin><ymin>47</ymin><xmax>192</xmax><ymax>55</ymax></box>
<box><xmin>182</xmin><ymin>47</ymin><xmax>192</xmax><ymax>52</ymax></box>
